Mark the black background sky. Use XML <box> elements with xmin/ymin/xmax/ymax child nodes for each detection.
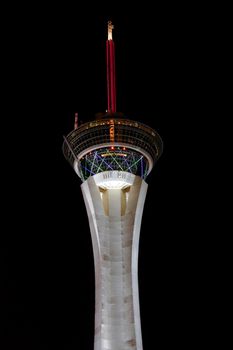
<box><xmin>2</xmin><ymin>4</ymin><xmax>231</xmax><ymax>350</ymax></box>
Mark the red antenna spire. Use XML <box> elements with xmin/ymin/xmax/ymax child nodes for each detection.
<box><xmin>106</xmin><ymin>21</ymin><xmax>116</xmax><ymax>113</ymax></box>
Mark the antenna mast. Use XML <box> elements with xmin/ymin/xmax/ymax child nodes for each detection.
<box><xmin>74</xmin><ymin>112</ymin><xmax>78</xmax><ymax>129</ymax></box>
<box><xmin>106</xmin><ymin>21</ymin><xmax>116</xmax><ymax>113</ymax></box>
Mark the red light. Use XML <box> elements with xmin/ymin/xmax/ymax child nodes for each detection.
<box><xmin>111</xmin><ymin>146</ymin><xmax>114</xmax><ymax>150</ymax></box>
<box><xmin>123</xmin><ymin>147</ymin><xmax>126</xmax><ymax>150</ymax></box>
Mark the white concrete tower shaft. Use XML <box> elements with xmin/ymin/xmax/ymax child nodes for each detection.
<box><xmin>81</xmin><ymin>172</ymin><xmax>148</xmax><ymax>350</ymax></box>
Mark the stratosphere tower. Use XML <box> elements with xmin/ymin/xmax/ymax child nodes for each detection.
<box><xmin>63</xmin><ymin>21</ymin><xmax>163</xmax><ymax>350</ymax></box>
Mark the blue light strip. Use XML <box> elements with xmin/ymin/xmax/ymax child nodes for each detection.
<box><xmin>96</xmin><ymin>153</ymin><xmax>114</xmax><ymax>170</ymax></box>
<box><xmin>86</xmin><ymin>157</ymin><xmax>101</xmax><ymax>172</ymax></box>
<box><xmin>80</xmin><ymin>147</ymin><xmax>148</xmax><ymax>180</ymax></box>
<box><xmin>105</xmin><ymin>149</ymin><xmax>124</xmax><ymax>171</ymax></box>
<box><xmin>127</xmin><ymin>156</ymin><xmax>143</xmax><ymax>172</ymax></box>
<box><xmin>91</xmin><ymin>151</ymin><xmax>98</xmax><ymax>173</ymax></box>
<box><xmin>141</xmin><ymin>157</ymin><xmax>144</xmax><ymax>178</ymax></box>
<box><xmin>122</xmin><ymin>156</ymin><xmax>133</xmax><ymax>173</ymax></box>
<box><xmin>81</xmin><ymin>164</ymin><xmax>95</xmax><ymax>176</ymax></box>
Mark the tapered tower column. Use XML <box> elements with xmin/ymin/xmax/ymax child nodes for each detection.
<box><xmin>81</xmin><ymin>172</ymin><xmax>147</xmax><ymax>350</ymax></box>
<box><xmin>62</xmin><ymin>21</ymin><xmax>163</xmax><ymax>349</ymax></box>
<box><xmin>63</xmin><ymin>116</ymin><xmax>162</xmax><ymax>349</ymax></box>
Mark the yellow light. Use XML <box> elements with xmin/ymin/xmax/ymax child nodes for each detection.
<box><xmin>108</xmin><ymin>21</ymin><xmax>114</xmax><ymax>40</ymax></box>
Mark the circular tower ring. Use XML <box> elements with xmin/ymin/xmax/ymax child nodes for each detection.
<box><xmin>63</xmin><ymin>117</ymin><xmax>163</xmax><ymax>181</ymax></box>
<box><xmin>73</xmin><ymin>142</ymin><xmax>155</xmax><ymax>178</ymax></box>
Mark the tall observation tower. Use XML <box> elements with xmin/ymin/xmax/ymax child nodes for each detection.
<box><xmin>63</xmin><ymin>21</ymin><xmax>163</xmax><ymax>350</ymax></box>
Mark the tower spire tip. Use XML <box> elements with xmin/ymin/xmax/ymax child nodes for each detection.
<box><xmin>108</xmin><ymin>20</ymin><xmax>114</xmax><ymax>40</ymax></box>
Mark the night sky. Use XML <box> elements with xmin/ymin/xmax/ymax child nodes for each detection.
<box><xmin>2</xmin><ymin>5</ymin><xmax>229</xmax><ymax>350</ymax></box>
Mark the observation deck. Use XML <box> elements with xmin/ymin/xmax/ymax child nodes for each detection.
<box><xmin>63</xmin><ymin>114</ymin><xmax>163</xmax><ymax>181</ymax></box>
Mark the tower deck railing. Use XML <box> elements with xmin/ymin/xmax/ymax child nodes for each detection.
<box><xmin>63</xmin><ymin>118</ymin><xmax>163</xmax><ymax>168</ymax></box>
